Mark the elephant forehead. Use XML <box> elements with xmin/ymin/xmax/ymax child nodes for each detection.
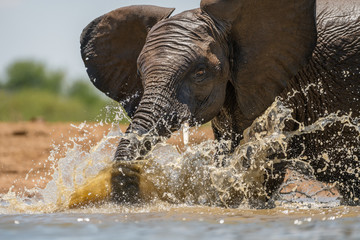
<box><xmin>145</xmin><ymin>21</ymin><xmax>211</xmax><ymax>50</ymax></box>
<box><xmin>148</xmin><ymin>9</ymin><xmax>210</xmax><ymax>36</ymax></box>
<box><xmin>145</xmin><ymin>10</ymin><xmax>216</xmax><ymax>49</ymax></box>
<box><xmin>138</xmin><ymin>21</ymin><xmax>214</xmax><ymax>70</ymax></box>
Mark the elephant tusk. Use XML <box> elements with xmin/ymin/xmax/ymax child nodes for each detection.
<box><xmin>182</xmin><ymin>122</ymin><xmax>190</xmax><ymax>146</ymax></box>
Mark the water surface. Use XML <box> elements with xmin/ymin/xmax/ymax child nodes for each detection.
<box><xmin>1</xmin><ymin>205</ymin><xmax>360</xmax><ymax>240</ymax></box>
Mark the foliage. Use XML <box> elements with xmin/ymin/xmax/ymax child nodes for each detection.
<box><xmin>5</xmin><ymin>60</ymin><xmax>64</xmax><ymax>93</ymax></box>
<box><xmin>67</xmin><ymin>79</ymin><xmax>101</xmax><ymax>106</ymax></box>
<box><xmin>0</xmin><ymin>59</ymin><xmax>129</xmax><ymax>123</ymax></box>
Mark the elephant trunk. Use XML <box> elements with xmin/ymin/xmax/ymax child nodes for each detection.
<box><xmin>114</xmin><ymin>86</ymin><xmax>190</xmax><ymax>162</ymax></box>
<box><xmin>69</xmin><ymin>87</ymin><xmax>192</xmax><ymax>206</ymax></box>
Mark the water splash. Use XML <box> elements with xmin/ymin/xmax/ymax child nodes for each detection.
<box><xmin>1</xmin><ymin>94</ymin><xmax>359</xmax><ymax>213</ymax></box>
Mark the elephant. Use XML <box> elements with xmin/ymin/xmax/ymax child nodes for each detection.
<box><xmin>80</xmin><ymin>0</ymin><xmax>360</xmax><ymax>206</ymax></box>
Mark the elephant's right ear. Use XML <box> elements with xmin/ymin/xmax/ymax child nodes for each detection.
<box><xmin>201</xmin><ymin>0</ymin><xmax>317</xmax><ymax>119</ymax></box>
<box><xmin>81</xmin><ymin>5</ymin><xmax>175</xmax><ymax>117</ymax></box>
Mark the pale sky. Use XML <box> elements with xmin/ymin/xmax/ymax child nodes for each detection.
<box><xmin>0</xmin><ymin>0</ymin><xmax>199</xmax><ymax>82</ymax></box>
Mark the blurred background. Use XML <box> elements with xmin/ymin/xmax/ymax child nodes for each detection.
<box><xmin>0</xmin><ymin>0</ymin><xmax>198</xmax><ymax>122</ymax></box>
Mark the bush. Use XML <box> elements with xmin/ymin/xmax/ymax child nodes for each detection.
<box><xmin>0</xmin><ymin>59</ymin><xmax>130</xmax><ymax>123</ymax></box>
<box><xmin>0</xmin><ymin>89</ymin><xmax>108</xmax><ymax>122</ymax></box>
<box><xmin>5</xmin><ymin>60</ymin><xmax>64</xmax><ymax>94</ymax></box>
<box><xmin>68</xmin><ymin>79</ymin><xmax>103</xmax><ymax>106</ymax></box>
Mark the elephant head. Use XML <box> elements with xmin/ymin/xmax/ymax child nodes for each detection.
<box><xmin>81</xmin><ymin>1</ymin><xmax>317</xmax><ymax>184</ymax></box>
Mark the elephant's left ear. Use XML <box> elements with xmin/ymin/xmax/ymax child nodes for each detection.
<box><xmin>81</xmin><ymin>5</ymin><xmax>175</xmax><ymax>117</ymax></box>
<box><xmin>201</xmin><ymin>0</ymin><xmax>317</xmax><ymax>118</ymax></box>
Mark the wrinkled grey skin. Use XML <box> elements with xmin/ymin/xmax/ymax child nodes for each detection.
<box><xmin>81</xmin><ymin>0</ymin><xmax>360</xmax><ymax>206</ymax></box>
<box><xmin>281</xmin><ymin>3</ymin><xmax>360</xmax><ymax>205</ymax></box>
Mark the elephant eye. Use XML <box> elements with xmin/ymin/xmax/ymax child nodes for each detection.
<box><xmin>195</xmin><ymin>69</ymin><xmax>206</xmax><ymax>77</ymax></box>
<box><xmin>193</xmin><ymin>67</ymin><xmax>207</xmax><ymax>82</ymax></box>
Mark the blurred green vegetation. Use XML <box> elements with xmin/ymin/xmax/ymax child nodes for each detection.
<box><xmin>0</xmin><ymin>59</ymin><xmax>129</xmax><ymax>123</ymax></box>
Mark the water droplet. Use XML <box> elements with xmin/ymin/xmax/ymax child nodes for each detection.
<box><xmin>294</xmin><ymin>220</ymin><xmax>303</xmax><ymax>225</ymax></box>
